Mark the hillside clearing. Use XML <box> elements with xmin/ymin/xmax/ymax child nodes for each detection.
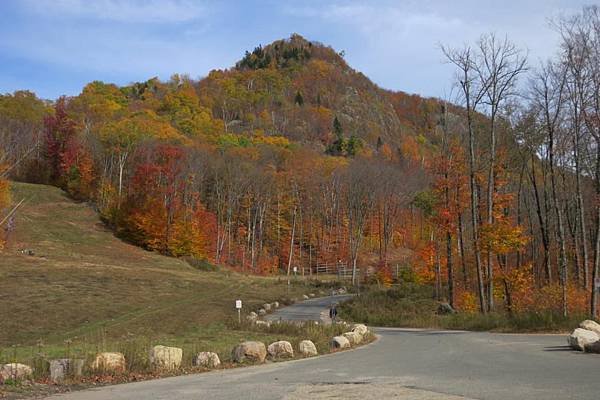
<box><xmin>0</xmin><ymin>182</ymin><xmax>322</xmax><ymax>352</ymax></box>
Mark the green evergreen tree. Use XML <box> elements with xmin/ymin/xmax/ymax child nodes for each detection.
<box><xmin>347</xmin><ymin>135</ymin><xmax>362</xmax><ymax>156</ymax></box>
<box><xmin>294</xmin><ymin>90</ymin><xmax>304</xmax><ymax>106</ymax></box>
<box><xmin>326</xmin><ymin>116</ymin><xmax>346</xmax><ymax>156</ymax></box>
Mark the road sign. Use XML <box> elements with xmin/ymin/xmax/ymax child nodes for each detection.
<box><xmin>595</xmin><ymin>278</ymin><xmax>600</xmax><ymax>291</ymax></box>
<box><xmin>293</xmin><ymin>266</ymin><xmax>298</xmax><ymax>273</ymax></box>
<box><xmin>235</xmin><ymin>299</ymin><xmax>242</xmax><ymax>324</ymax></box>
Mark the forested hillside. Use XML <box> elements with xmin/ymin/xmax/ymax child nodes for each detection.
<box><xmin>2</xmin><ymin>7</ymin><xmax>600</xmax><ymax>320</ymax></box>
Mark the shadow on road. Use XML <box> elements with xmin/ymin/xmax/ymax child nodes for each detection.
<box><xmin>543</xmin><ymin>345</ymin><xmax>575</xmax><ymax>352</ymax></box>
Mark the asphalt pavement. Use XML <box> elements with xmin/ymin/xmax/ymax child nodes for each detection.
<box><xmin>48</xmin><ymin>295</ymin><xmax>600</xmax><ymax>400</ymax></box>
<box><xmin>265</xmin><ymin>294</ymin><xmax>353</xmax><ymax>323</ymax></box>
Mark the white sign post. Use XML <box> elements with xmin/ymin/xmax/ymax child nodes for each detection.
<box><xmin>595</xmin><ymin>278</ymin><xmax>600</xmax><ymax>292</ymax></box>
<box><xmin>235</xmin><ymin>299</ymin><xmax>242</xmax><ymax>324</ymax></box>
<box><xmin>293</xmin><ymin>266</ymin><xmax>298</xmax><ymax>279</ymax></box>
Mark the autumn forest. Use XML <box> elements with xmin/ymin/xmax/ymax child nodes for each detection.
<box><xmin>2</xmin><ymin>7</ymin><xmax>600</xmax><ymax>320</ymax></box>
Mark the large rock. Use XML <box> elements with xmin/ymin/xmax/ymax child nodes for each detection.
<box><xmin>331</xmin><ymin>336</ymin><xmax>351</xmax><ymax>349</ymax></box>
<box><xmin>267</xmin><ymin>341</ymin><xmax>294</xmax><ymax>359</ymax></box>
<box><xmin>258</xmin><ymin>308</ymin><xmax>267</xmax><ymax>316</ymax></box>
<box><xmin>49</xmin><ymin>358</ymin><xmax>84</xmax><ymax>382</ymax></box>
<box><xmin>272</xmin><ymin>301</ymin><xmax>280</xmax><ymax>309</ymax></box>
<box><xmin>246</xmin><ymin>312</ymin><xmax>258</xmax><ymax>323</ymax></box>
<box><xmin>0</xmin><ymin>363</ymin><xmax>33</xmax><ymax>381</ymax></box>
<box><xmin>299</xmin><ymin>340</ymin><xmax>318</xmax><ymax>357</ymax></box>
<box><xmin>580</xmin><ymin>320</ymin><xmax>600</xmax><ymax>336</ymax></box>
<box><xmin>352</xmin><ymin>324</ymin><xmax>368</xmax><ymax>336</ymax></box>
<box><xmin>91</xmin><ymin>352</ymin><xmax>126</xmax><ymax>372</ymax></box>
<box><xmin>263</xmin><ymin>303</ymin><xmax>272</xmax><ymax>311</ymax></box>
<box><xmin>567</xmin><ymin>328</ymin><xmax>599</xmax><ymax>351</ymax></box>
<box><xmin>149</xmin><ymin>345</ymin><xmax>183</xmax><ymax>370</ymax></box>
<box><xmin>343</xmin><ymin>331</ymin><xmax>362</xmax><ymax>345</ymax></box>
<box><xmin>232</xmin><ymin>341</ymin><xmax>267</xmax><ymax>363</ymax></box>
<box><xmin>255</xmin><ymin>320</ymin><xmax>271</xmax><ymax>327</ymax></box>
<box><xmin>302</xmin><ymin>294</ymin><xmax>310</xmax><ymax>300</ymax></box>
<box><xmin>194</xmin><ymin>352</ymin><xmax>221</xmax><ymax>368</ymax></box>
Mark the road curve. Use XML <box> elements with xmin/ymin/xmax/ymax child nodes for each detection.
<box><xmin>265</xmin><ymin>294</ymin><xmax>353</xmax><ymax>323</ymax></box>
<box><xmin>48</xmin><ymin>296</ymin><xmax>600</xmax><ymax>400</ymax></box>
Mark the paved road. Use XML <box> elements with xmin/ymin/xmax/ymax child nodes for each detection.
<box><xmin>49</xmin><ymin>296</ymin><xmax>600</xmax><ymax>400</ymax></box>
<box><xmin>265</xmin><ymin>294</ymin><xmax>353</xmax><ymax>323</ymax></box>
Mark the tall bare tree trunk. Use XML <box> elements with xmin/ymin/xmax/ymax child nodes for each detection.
<box><xmin>287</xmin><ymin>206</ymin><xmax>297</xmax><ymax>284</ymax></box>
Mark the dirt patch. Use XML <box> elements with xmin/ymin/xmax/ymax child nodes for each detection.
<box><xmin>284</xmin><ymin>383</ymin><xmax>474</xmax><ymax>399</ymax></box>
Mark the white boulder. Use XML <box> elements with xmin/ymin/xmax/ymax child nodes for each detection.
<box><xmin>298</xmin><ymin>340</ymin><xmax>318</xmax><ymax>357</ymax></box>
<box><xmin>232</xmin><ymin>341</ymin><xmax>267</xmax><ymax>363</ymax></box>
<box><xmin>258</xmin><ymin>308</ymin><xmax>267</xmax><ymax>316</ymax></box>
<box><xmin>149</xmin><ymin>345</ymin><xmax>183</xmax><ymax>370</ymax></box>
<box><xmin>91</xmin><ymin>352</ymin><xmax>126</xmax><ymax>372</ymax></box>
<box><xmin>194</xmin><ymin>352</ymin><xmax>221</xmax><ymax>368</ymax></box>
<box><xmin>272</xmin><ymin>301</ymin><xmax>280</xmax><ymax>309</ymax></box>
<box><xmin>49</xmin><ymin>358</ymin><xmax>84</xmax><ymax>382</ymax></box>
<box><xmin>263</xmin><ymin>303</ymin><xmax>272</xmax><ymax>311</ymax></box>
<box><xmin>568</xmin><ymin>328</ymin><xmax>599</xmax><ymax>351</ymax></box>
<box><xmin>342</xmin><ymin>331</ymin><xmax>362</xmax><ymax>345</ymax></box>
<box><xmin>580</xmin><ymin>320</ymin><xmax>600</xmax><ymax>336</ymax></box>
<box><xmin>331</xmin><ymin>336</ymin><xmax>351</xmax><ymax>349</ymax></box>
<box><xmin>352</xmin><ymin>324</ymin><xmax>368</xmax><ymax>336</ymax></box>
<box><xmin>0</xmin><ymin>363</ymin><xmax>33</xmax><ymax>381</ymax></box>
<box><xmin>302</xmin><ymin>295</ymin><xmax>310</xmax><ymax>300</ymax></box>
<box><xmin>267</xmin><ymin>341</ymin><xmax>294</xmax><ymax>359</ymax></box>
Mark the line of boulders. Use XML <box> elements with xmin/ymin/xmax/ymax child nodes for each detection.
<box><xmin>0</xmin><ymin>344</ymin><xmax>222</xmax><ymax>384</ymax></box>
<box><xmin>2</xmin><ymin>324</ymin><xmax>370</xmax><ymax>385</ymax></box>
<box><xmin>0</xmin><ymin>335</ymin><xmax>326</xmax><ymax>384</ymax></box>
<box><xmin>89</xmin><ymin>345</ymin><xmax>224</xmax><ymax>372</ymax></box>
<box><xmin>231</xmin><ymin>337</ymin><xmax>318</xmax><ymax>363</ymax></box>
<box><xmin>247</xmin><ymin>294</ymin><xmax>325</xmax><ymax>326</ymax></box>
<box><xmin>331</xmin><ymin>323</ymin><xmax>369</xmax><ymax>350</ymax></box>
<box><xmin>247</xmin><ymin>301</ymin><xmax>281</xmax><ymax>323</ymax></box>
<box><xmin>232</xmin><ymin>319</ymin><xmax>376</xmax><ymax>363</ymax></box>
<box><xmin>568</xmin><ymin>320</ymin><xmax>600</xmax><ymax>352</ymax></box>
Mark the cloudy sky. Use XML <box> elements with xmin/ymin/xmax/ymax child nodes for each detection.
<box><xmin>0</xmin><ymin>0</ymin><xmax>590</xmax><ymax>99</ymax></box>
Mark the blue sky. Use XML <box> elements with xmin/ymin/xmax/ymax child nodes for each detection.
<box><xmin>0</xmin><ymin>0</ymin><xmax>590</xmax><ymax>100</ymax></box>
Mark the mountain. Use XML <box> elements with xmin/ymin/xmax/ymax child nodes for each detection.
<box><xmin>198</xmin><ymin>33</ymin><xmax>441</xmax><ymax>154</ymax></box>
<box><xmin>0</xmin><ymin>34</ymin><xmax>442</xmax><ymax>274</ymax></box>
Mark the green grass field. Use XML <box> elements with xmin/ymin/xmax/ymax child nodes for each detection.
<box><xmin>0</xmin><ymin>182</ymin><xmax>330</xmax><ymax>365</ymax></box>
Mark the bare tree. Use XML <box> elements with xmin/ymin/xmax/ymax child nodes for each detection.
<box><xmin>345</xmin><ymin>161</ymin><xmax>377</xmax><ymax>286</ymax></box>
<box><xmin>530</xmin><ymin>60</ymin><xmax>569</xmax><ymax>316</ymax></box>
<box><xmin>476</xmin><ymin>34</ymin><xmax>527</xmax><ymax>311</ymax></box>
<box><xmin>442</xmin><ymin>44</ymin><xmax>488</xmax><ymax>313</ymax></box>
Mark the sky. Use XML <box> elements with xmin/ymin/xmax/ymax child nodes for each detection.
<box><xmin>0</xmin><ymin>0</ymin><xmax>591</xmax><ymax>100</ymax></box>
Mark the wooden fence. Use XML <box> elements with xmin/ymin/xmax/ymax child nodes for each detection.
<box><xmin>290</xmin><ymin>262</ymin><xmax>410</xmax><ymax>281</ymax></box>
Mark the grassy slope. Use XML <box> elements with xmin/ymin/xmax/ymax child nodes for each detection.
<box><xmin>0</xmin><ymin>182</ymin><xmax>319</xmax><ymax>352</ymax></box>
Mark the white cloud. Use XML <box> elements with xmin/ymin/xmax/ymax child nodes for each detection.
<box><xmin>22</xmin><ymin>0</ymin><xmax>207</xmax><ymax>24</ymax></box>
<box><xmin>285</xmin><ymin>2</ymin><xmax>464</xmax><ymax>36</ymax></box>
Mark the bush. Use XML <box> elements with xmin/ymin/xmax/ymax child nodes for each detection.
<box><xmin>340</xmin><ymin>283</ymin><xmax>585</xmax><ymax>332</ymax></box>
<box><xmin>185</xmin><ymin>257</ymin><xmax>218</xmax><ymax>271</ymax></box>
